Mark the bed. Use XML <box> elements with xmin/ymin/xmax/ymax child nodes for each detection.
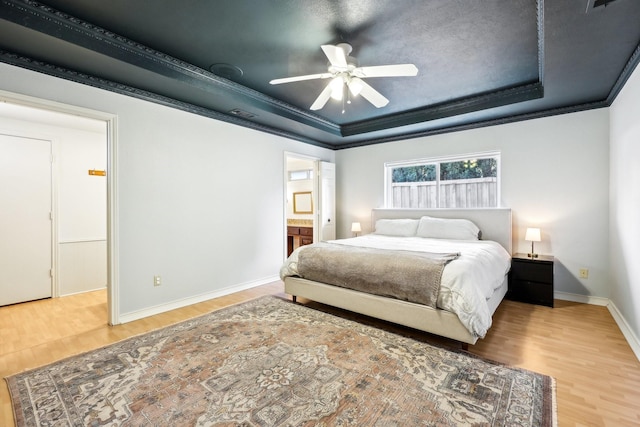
<box><xmin>280</xmin><ymin>208</ymin><xmax>512</xmax><ymax>347</ymax></box>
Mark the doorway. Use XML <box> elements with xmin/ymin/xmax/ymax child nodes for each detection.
<box><xmin>284</xmin><ymin>153</ymin><xmax>336</xmax><ymax>259</ymax></box>
<box><xmin>285</xmin><ymin>155</ymin><xmax>316</xmax><ymax>258</ymax></box>
<box><xmin>0</xmin><ymin>96</ymin><xmax>114</xmax><ymax>323</ymax></box>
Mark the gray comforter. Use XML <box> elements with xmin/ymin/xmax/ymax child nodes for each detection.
<box><xmin>290</xmin><ymin>242</ymin><xmax>459</xmax><ymax>308</ymax></box>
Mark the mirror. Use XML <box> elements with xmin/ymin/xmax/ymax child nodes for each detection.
<box><xmin>293</xmin><ymin>191</ymin><xmax>313</xmax><ymax>214</ymax></box>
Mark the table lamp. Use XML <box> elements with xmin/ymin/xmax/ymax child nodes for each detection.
<box><xmin>525</xmin><ymin>227</ymin><xmax>541</xmax><ymax>258</ymax></box>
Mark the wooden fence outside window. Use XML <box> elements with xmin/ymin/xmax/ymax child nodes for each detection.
<box><xmin>391</xmin><ymin>177</ymin><xmax>497</xmax><ymax>208</ymax></box>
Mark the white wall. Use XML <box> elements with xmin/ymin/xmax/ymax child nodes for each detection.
<box><xmin>56</xmin><ymin>120</ymin><xmax>107</xmax><ymax>296</ymax></box>
<box><xmin>0</xmin><ymin>111</ymin><xmax>107</xmax><ymax>296</ymax></box>
<box><xmin>0</xmin><ymin>62</ymin><xmax>334</xmax><ymax>320</ymax></box>
<box><xmin>336</xmin><ymin>109</ymin><xmax>610</xmax><ymax>299</ymax></box>
<box><xmin>610</xmin><ymin>63</ymin><xmax>640</xmax><ymax>348</ymax></box>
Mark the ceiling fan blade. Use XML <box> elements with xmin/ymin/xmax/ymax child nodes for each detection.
<box><xmin>270</xmin><ymin>73</ymin><xmax>332</xmax><ymax>84</ymax></box>
<box><xmin>358</xmin><ymin>80</ymin><xmax>389</xmax><ymax>108</ymax></box>
<box><xmin>310</xmin><ymin>81</ymin><xmax>334</xmax><ymax>110</ymax></box>
<box><xmin>347</xmin><ymin>77</ymin><xmax>364</xmax><ymax>96</ymax></box>
<box><xmin>321</xmin><ymin>44</ymin><xmax>348</xmax><ymax>68</ymax></box>
<box><xmin>353</xmin><ymin>64</ymin><xmax>418</xmax><ymax>78</ymax></box>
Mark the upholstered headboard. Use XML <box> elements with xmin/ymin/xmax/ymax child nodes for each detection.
<box><xmin>371</xmin><ymin>208</ymin><xmax>512</xmax><ymax>254</ymax></box>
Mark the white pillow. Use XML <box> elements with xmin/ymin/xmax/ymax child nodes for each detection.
<box><xmin>416</xmin><ymin>216</ymin><xmax>480</xmax><ymax>240</ymax></box>
<box><xmin>373</xmin><ymin>219</ymin><xmax>419</xmax><ymax>237</ymax></box>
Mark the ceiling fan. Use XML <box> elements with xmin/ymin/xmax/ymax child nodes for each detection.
<box><xmin>269</xmin><ymin>43</ymin><xmax>418</xmax><ymax>111</ymax></box>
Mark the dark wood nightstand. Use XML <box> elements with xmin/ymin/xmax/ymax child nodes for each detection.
<box><xmin>507</xmin><ymin>253</ymin><xmax>554</xmax><ymax>307</ymax></box>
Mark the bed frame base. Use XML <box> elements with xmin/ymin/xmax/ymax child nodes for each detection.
<box><xmin>285</xmin><ymin>277</ymin><xmax>478</xmax><ymax>346</ymax></box>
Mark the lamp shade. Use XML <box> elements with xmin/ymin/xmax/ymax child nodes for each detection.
<box><xmin>525</xmin><ymin>228</ymin><xmax>541</xmax><ymax>242</ymax></box>
<box><xmin>351</xmin><ymin>222</ymin><xmax>362</xmax><ymax>233</ymax></box>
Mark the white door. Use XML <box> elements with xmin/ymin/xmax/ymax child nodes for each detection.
<box><xmin>0</xmin><ymin>134</ymin><xmax>53</xmax><ymax>306</ymax></box>
<box><xmin>316</xmin><ymin>161</ymin><xmax>336</xmax><ymax>241</ymax></box>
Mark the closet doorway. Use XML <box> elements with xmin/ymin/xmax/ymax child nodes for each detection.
<box><xmin>0</xmin><ymin>99</ymin><xmax>110</xmax><ymax>318</ymax></box>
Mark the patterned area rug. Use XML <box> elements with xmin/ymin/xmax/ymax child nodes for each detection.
<box><xmin>6</xmin><ymin>296</ymin><xmax>556</xmax><ymax>426</ymax></box>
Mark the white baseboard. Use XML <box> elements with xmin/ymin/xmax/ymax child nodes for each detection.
<box><xmin>117</xmin><ymin>275</ymin><xmax>280</xmax><ymax>324</ymax></box>
<box><xmin>607</xmin><ymin>300</ymin><xmax>640</xmax><ymax>362</ymax></box>
<box><xmin>554</xmin><ymin>291</ymin><xmax>609</xmax><ymax>306</ymax></box>
<box><xmin>555</xmin><ymin>291</ymin><xmax>640</xmax><ymax>362</ymax></box>
<box><xmin>59</xmin><ymin>285</ymin><xmax>107</xmax><ymax>298</ymax></box>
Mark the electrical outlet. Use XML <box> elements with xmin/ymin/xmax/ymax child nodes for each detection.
<box><xmin>579</xmin><ymin>269</ymin><xmax>589</xmax><ymax>279</ymax></box>
<box><xmin>154</xmin><ymin>275</ymin><xmax>161</xmax><ymax>286</ymax></box>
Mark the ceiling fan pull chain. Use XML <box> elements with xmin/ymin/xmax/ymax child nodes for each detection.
<box><xmin>342</xmin><ymin>83</ymin><xmax>348</xmax><ymax>114</ymax></box>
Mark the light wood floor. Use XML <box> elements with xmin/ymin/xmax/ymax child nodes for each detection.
<box><xmin>1</xmin><ymin>282</ymin><xmax>639</xmax><ymax>426</ymax></box>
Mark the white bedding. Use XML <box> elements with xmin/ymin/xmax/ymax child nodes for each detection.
<box><xmin>280</xmin><ymin>234</ymin><xmax>511</xmax><ymax>338</ymax></box>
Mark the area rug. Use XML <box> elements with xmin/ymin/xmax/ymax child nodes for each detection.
<box><xmin>6</xmin><ymin>296</ymin><xmax>556</xmax><ymax>426</ymax></box>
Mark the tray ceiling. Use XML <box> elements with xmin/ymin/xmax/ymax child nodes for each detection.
<box><xmin>1</xmin><ymin>0</ymin><xmax>639</xmax><ymax>149</ymax></box>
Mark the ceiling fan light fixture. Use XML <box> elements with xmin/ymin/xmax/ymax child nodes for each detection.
<box><xmin>329</xmin><ymin>76</ymin><xmax>344</xmax><ymax>101</ymax></box>
<box><xmin>270</xmin><ymin>43</ymin><xmax>418</xmax><ymax>111</ymax></box>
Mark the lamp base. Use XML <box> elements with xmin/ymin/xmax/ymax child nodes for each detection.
<box><xmin>527</xmin><ymin>241</ymin><xmax>538</xmax><ymax>259</ymax></box>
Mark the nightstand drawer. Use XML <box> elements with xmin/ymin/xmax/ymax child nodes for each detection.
<box><xmin>510</xmin><ymin>280</ymin><xmax>553</xmax><ymax>307</ymax></box>
<box><xmin>511</xmin><ymin>262</ymin><xmax>553</xmax><ymax>284</ymax></box>
<box><xmin>299</xmin><ymin>227</ymin><xmax>313</xmax><ymax>236</ymax></box>
<box><xmin>508</xmin><ymin>253</ymin><xmax>555</xmax><ymax>307</ymax></box>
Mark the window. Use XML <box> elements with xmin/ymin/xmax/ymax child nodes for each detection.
<box><xmin>385</xmin><ymin>152</ymin><xmax>500</xmax><ymax>208</ymax></box>
<box><xmin>288</xmin><ymin>169</ymin><xmax>313</xmax><ymax>181</ymax></box>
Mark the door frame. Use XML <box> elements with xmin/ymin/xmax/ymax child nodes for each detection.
<box><xmin>0</xmin><ymin>90</ymin><xmax>119</xmax><ymax>325</ymax></box>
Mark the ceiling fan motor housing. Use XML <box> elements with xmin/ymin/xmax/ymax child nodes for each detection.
<box><xmin>328</xmin><ymin>43</ymin><xmax>358</xmax><ymax>74</ymax></box>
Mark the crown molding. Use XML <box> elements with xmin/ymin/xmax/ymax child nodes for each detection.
<box><xmin>606</xmin><ymin>43</ymin><xmax>640</xmax><ymax>106</ymax></box>
<box><xmin>0</xmin><ymin>0</ymin><xmax>341</xmax><ymax>136</ymax></box>
<box><xmin>0</xmin><ymin>49</ymin><xmax>336</xmax><ymax>150</ymax></box>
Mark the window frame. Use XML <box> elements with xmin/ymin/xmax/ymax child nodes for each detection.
<box><xmin>384</xmin><ymin>151</ymin><xmax>501</xmax><ymax>209</ymax></box>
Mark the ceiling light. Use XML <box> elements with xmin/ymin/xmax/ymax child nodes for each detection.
<box><xmin>329</xmin><ymin>77</ymin><xmax>344</xmax><ymax>101</ymax></box>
